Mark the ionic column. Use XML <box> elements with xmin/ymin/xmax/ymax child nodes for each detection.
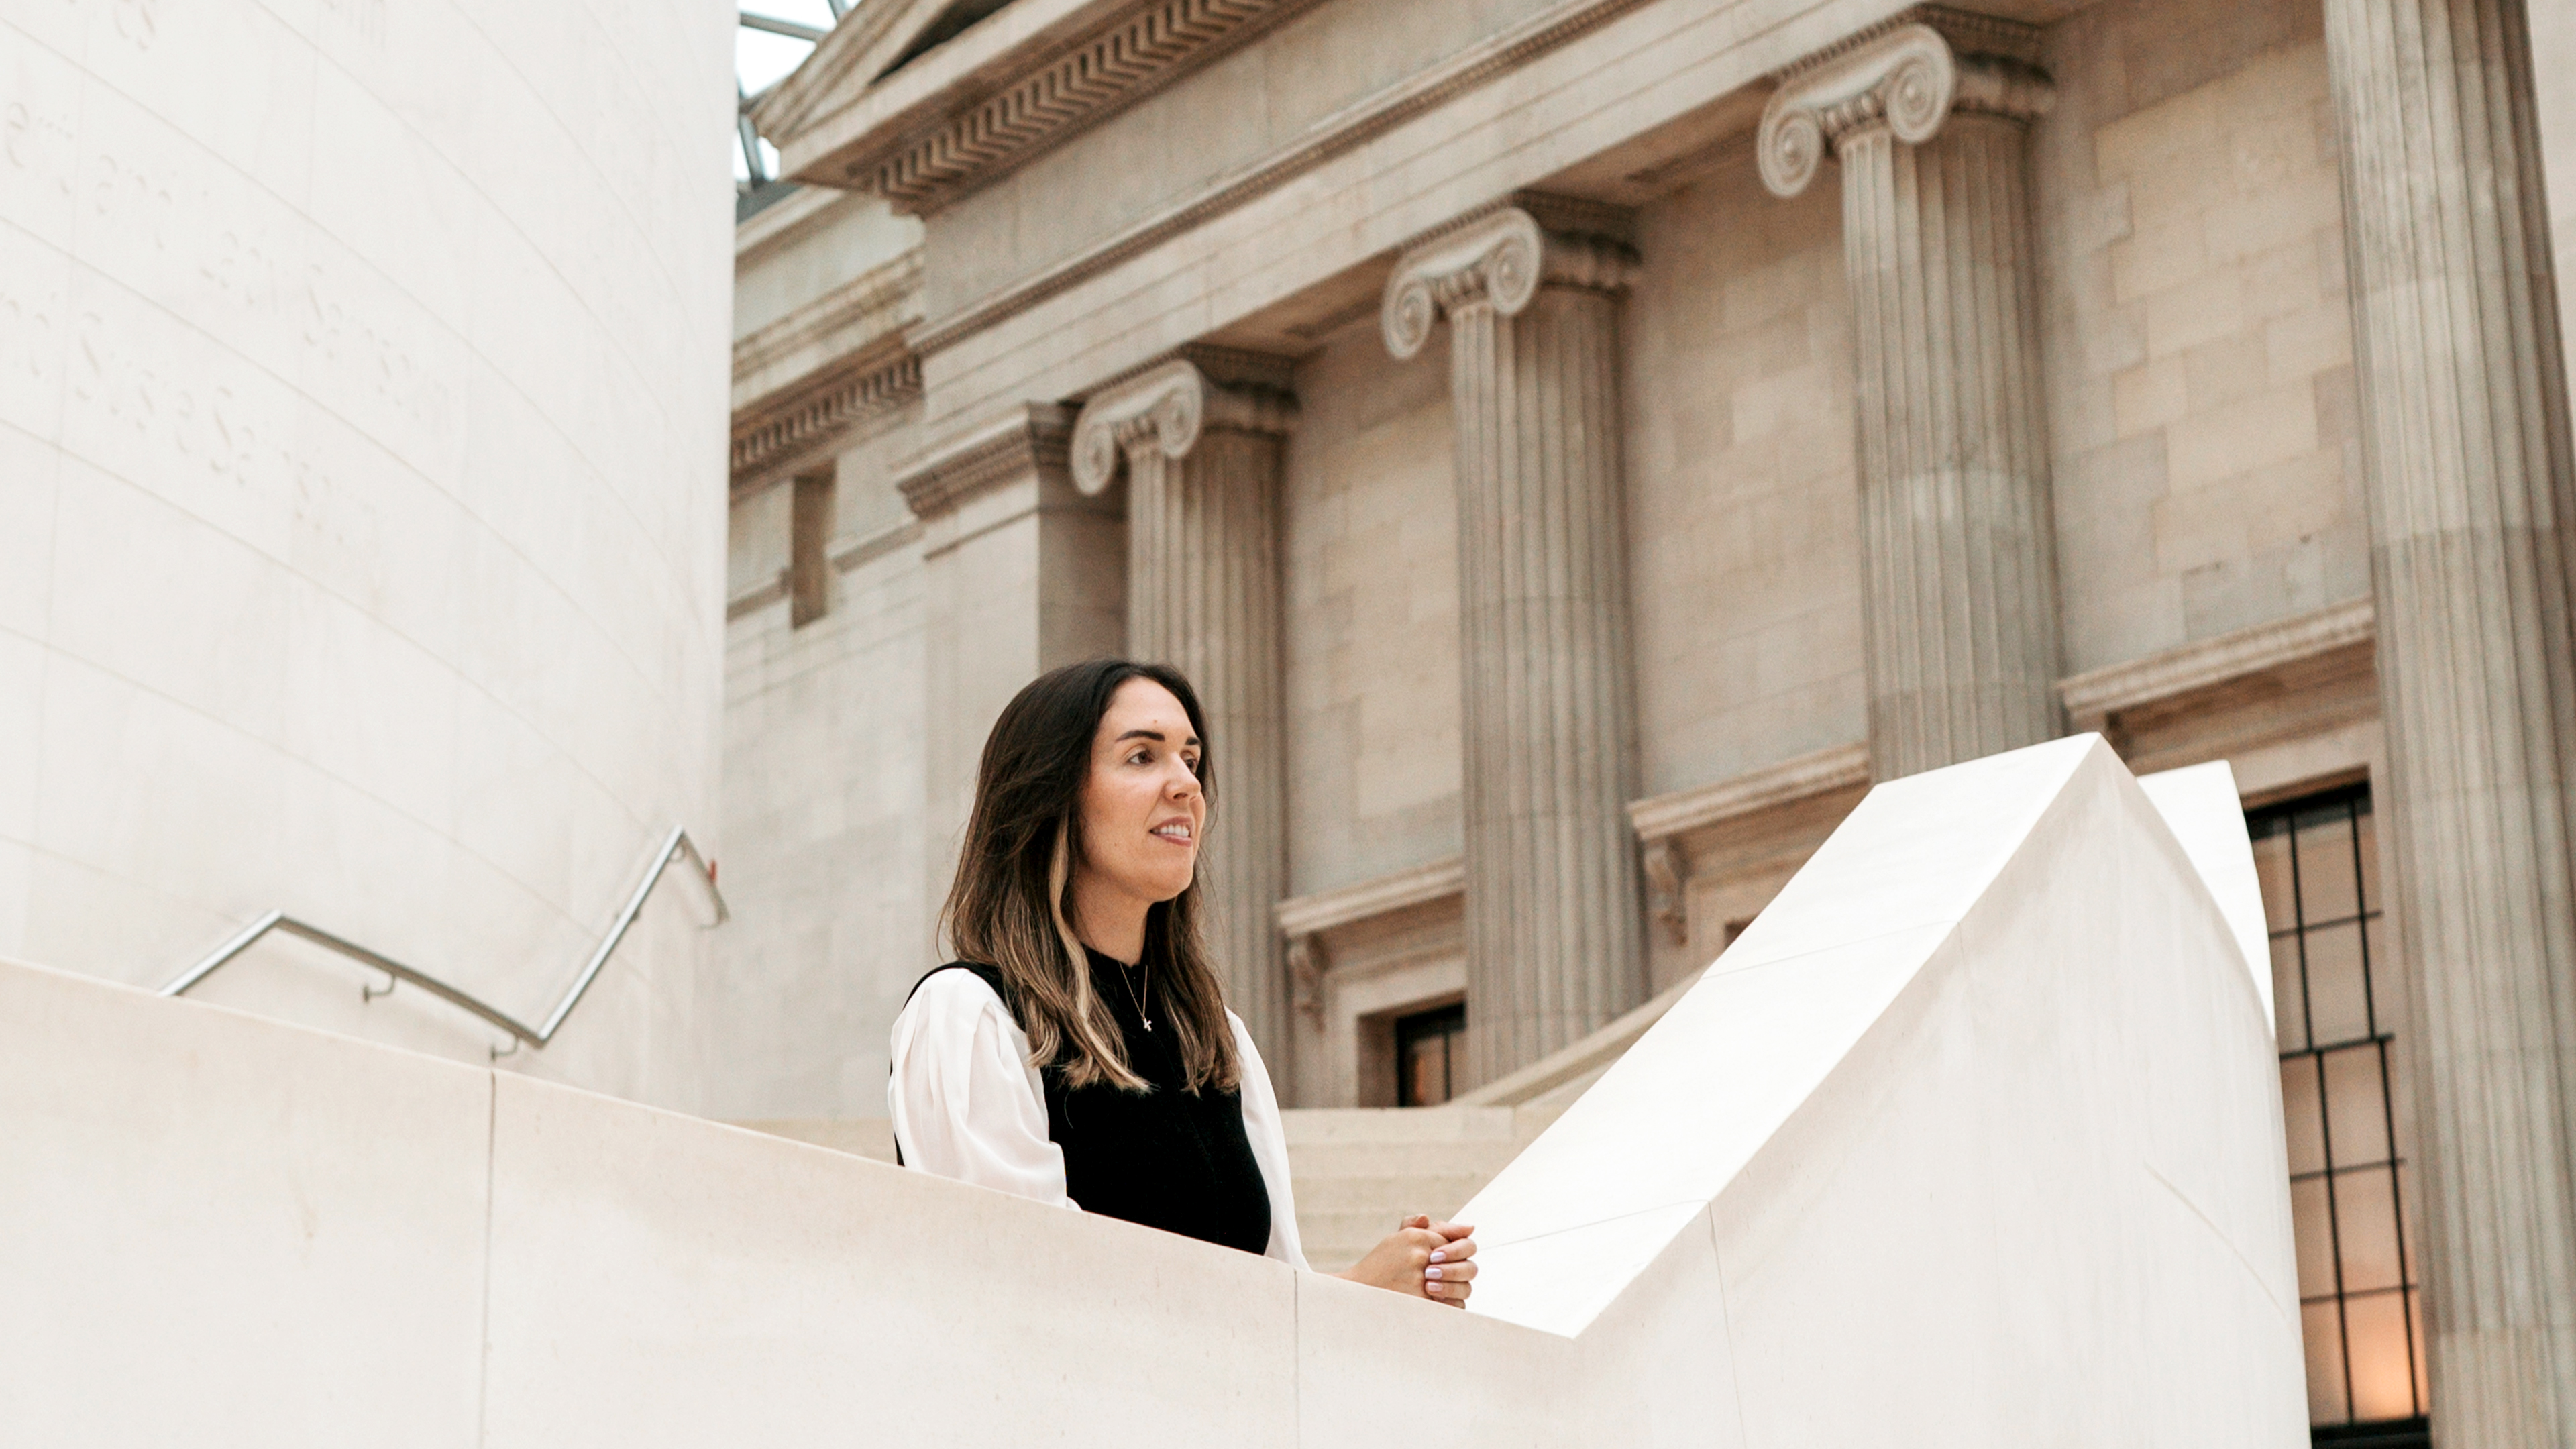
<box><xmin>2324</xmin><ymin>1</ymin><xmax>2576</xmax><ymax>1439</ymax></box>
<box><xmin>1383</xmin><ymin>201</ymin><xmax>1645</xmax><ymax>1084</ymax></box>
<box><xmin>1759</xmin><ymin>13</ymin><xmax>2062</xmax><ymax>780</ymax></box>
<box><xmin>1073</xmin><ymin>360</ymin><xmax>1299</xmax><ymax>1061</ymax></box>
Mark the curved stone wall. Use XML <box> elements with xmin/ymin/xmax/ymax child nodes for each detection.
<box><xmin>0</xmin><ymin>0</ymin><xmax>736</xmax><ymax>1105</ymax></box>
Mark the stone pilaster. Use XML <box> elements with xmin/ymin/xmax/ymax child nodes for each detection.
<box><xmin>1760</xmin><ymin>11</ymin><xmax>2062</xmax><ymax>780</ymax></box>
<box><xmin>898</xmin><ymin>405</ymin><xmax>1126</xmax><ymax>943</ymax></box>
<box><xmin>1072</xmin><ymin>360</ymin><xmax>1299</xmax><ymax>1061</ymax></box>
<box><xmin>1383</xmin><ymin>200</ymin><xmax>1645</xmax><ymax>1084</ymax></box>
<box><xmin>2324</xmin><ymin>1</ymin><xmax>2576</xmax><ymax>1439</ymax></box>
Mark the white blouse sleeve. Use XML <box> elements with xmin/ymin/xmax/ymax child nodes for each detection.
<box><xmin>1231</xmin><ymin>1010</ymin><xmax>1312</xmax><ymax>1272</ymax></box>
<box><xmin>887</xmin><ymin>970</ymin><xmax>1077</xmax><ymax>1211</ymax></box>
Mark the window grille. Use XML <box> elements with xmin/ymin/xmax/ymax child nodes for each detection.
<box><xmin>2249</xmin><ymin>785</ymin><xmax>2428</xmax><ymax>1446</ymax></box>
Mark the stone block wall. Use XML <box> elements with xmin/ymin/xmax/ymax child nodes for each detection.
<box><xmin>2038</xmin><ymin>0</ymin><xmax>2371</xmax><ymax>676</ymax></box>
<box><xmin>1624</xmin><ymin>162</ymin><xmax>1866</xmax><ymax>799</ymax></box>
<box><xmin>1281</xmin><ymin>321</ymin><xmax>1465</xmax><ymax>899</ymax></box>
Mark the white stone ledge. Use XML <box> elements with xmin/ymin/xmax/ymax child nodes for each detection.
<box><xmin>4</xmin><ymin>734</ymin><xmax>2304</xmax><ymax>1446</ymax></box>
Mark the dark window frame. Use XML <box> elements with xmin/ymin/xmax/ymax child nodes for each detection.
<box><xmin>2251</xmin><ymin>783</ymin><xmax>2427</xmax><ymax>1441</ymax></box>
<box><xmin>1393</xmin><ymin>1002</ymin><xmax>1466</xmax><ymax>1108</ymax></box>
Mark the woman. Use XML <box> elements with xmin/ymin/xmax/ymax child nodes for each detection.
<box><xmin>888</xmin><ymin>659</ymin><xmax>1477</xmax><ymax>1305</ymax></box>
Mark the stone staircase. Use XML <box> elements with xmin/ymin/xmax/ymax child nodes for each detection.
<box><xmin>1277</xmin><ymin>1107</ymin><xmax>1522</xmax><ymax>1271</ymax></box>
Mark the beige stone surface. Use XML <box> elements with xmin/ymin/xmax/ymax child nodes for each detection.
<box><xmin>1623</xmin><ymin>163</ymin><xmax>1866</xmax><ymax>798</ymax></box>
<box><xmin>919</xmin><ymin>0</ymin><xmax>1572</xmax><ymax>318</ymax></box>
<box><xmin>0</xmin><ymin>958</ymin><xmax>490</xmax><ymax>1448</ymax></box>
<box><xmin>1280</xmin><ymin>320</ymin><xmax>1464</xmax><ymax>897</ymax></box>
<box><xmin>710</xmin><ymin>541</ymin><xmax>932</xmax><ymax>1118</ymax></box>
<box><xmin>482</xmin><ymin>1070</ymin><xmax>1303</xmax><ymax>1448</ymax></box>
<box><xmin>912</xmin><ymin>0</ymin><xmax>1913</xmax><ymax>435</ymax></box>
<box><xmin>2035</xmin><ymin>0</ymin><xmax>2370</xmax><ymax>674</ymax></box>
<box><xmin>3</xmin><ymin>730</ymin><xmax>2303</xmax><ymax>1444</ymax></box>
<box><xmin>0</xmin><ymin>0</ymin><xmax>735</xmax><ymax>1106</ymax></box>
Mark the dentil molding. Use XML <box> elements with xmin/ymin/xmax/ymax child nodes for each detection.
<box><xmin>1757</xmin><ymin>8</ymin><xmax>2052</xmax><ymax>199</ymax></box>
<box><xmin>1381</xmin><ymin>203</ymin><xmax>1639</xmax><ymax>360</ymax></box>
<box><xmin>1068</xmin><ymin>358</ymin><xmax>1298</xmax><ymax>496</ymax></box>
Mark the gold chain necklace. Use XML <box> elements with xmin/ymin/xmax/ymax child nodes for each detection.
<box><xmin>1109</xmin><ymin>956</ymin><xmax>1155</xmax><ymax>1032</ymax></box>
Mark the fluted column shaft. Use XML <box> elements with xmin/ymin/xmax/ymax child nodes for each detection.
<box><xmin>1385</xmin><ymin>204</ymin><xmax>1645</xmax><ymax>1084</ymax></box>
<box><xmin>1073</xmin><ymin>362</ymin><xmax>1297</xmax><ymax>1061</ymax></box>
<box><xmin>1761</xmin><ymin>13</ymin><xmax>2062</xmax><ymax>780</ymax></box>
<box><xmin>2325</xmin><ymin>0</ymin><xmax>2576</xmax><ymax>1439</ymax></box>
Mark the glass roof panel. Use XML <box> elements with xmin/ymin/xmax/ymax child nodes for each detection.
<box><xmin>736</xmin><ymin>2</ymin><xmax>847</xmax><ymax>208</ymax></box>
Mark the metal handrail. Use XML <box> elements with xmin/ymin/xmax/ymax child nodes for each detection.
<box><xmin>161</xmin><ymin>826</ymin><xmax>729</xmax><ymax>1057</ymax></box>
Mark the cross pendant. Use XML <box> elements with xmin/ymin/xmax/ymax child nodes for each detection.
<box><xmin>1144</xmin><ymin>1017</ymin><xmax>1155</xmax><ymax>1032</ymax></box>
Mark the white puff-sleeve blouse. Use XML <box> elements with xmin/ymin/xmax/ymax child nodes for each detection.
<box><xmin>887</xmin><ymin>969</ymin><xmax>1311</xmax><ymax>1272</ymax></box>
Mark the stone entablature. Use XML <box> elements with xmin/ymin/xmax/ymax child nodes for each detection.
<box><xmin>894</xmin><ymin>403</ymin><xmax>1077</xmax><ymax>521</ymax></box>
<box><xmin>773</xmin><ymin>0</ymin><xmax>1338</xmax><ymax>215</ymax></box>
<box><xmin>731</xmin><ymin>249</ymin><xmax>924</xmax><ymax>409</ymax></box>
<box><xmin>729</xmin><ymin>248</ymin><xmax>927</xmax><ymax>491</ymax></box>
<box><xmin>730</xmin><ymin>348</ymin><xmax>923</xmax><ymax>490</ymax></box>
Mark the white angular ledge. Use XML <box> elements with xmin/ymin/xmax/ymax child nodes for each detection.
<box><xmin>1460</xmin><ymin>735</ymin><xmax>2304</xmax><ymax>1443</ymax></box>
<box><xmin>2</xmin><ymin>734</ymin><xmax>2302</xmax><ymax>1447</ymax></box>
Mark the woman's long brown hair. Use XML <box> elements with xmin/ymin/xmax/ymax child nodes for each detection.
<box><xmin>940</xmin><ymin>659</ymin><xmax>1242</xmax><ymax>1093</ymax></box>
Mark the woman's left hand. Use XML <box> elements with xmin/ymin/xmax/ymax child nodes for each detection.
<box><xmin>1406</xmin><ymin>1214</ymin><xmax>1477</xmax><ymax>1308</ymax></box>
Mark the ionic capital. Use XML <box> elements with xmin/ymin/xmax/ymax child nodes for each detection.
<box><xmin>1381</xmin><ymin>206</ymin><xmax>1638</xmax><ymax>361</ymax></box>
<box><xmin>1757</xmin><ymin>13</ymin><xmax>2053</xmax><ymax>199</ymax></box>
<box><xmin>1069</xmin><ymin>358</ymin><xmax>1298</xmax><ymax>496</ymax></box>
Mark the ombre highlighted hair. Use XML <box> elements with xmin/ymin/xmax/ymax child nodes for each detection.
<box><xmin>938</xmin><ymin>659</ymin><xmax>1241</xmax><ymax>1093</ymax></box>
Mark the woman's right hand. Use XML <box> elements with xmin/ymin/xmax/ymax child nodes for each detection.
<box><xmin>1335</xmin><ymin>1214</ymin><xmax>1478</xmax><ymax>1307</ymax></box>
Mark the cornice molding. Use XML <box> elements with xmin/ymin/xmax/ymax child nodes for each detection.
<box><xmin>2055</xmin><ymin>598</ymin><xmax>2378</xmax><ymax>733</ymax></box>
<box><xmin>1381</xmin><ymin>203</ymin><xmax>1638</xmax><ymax>360</ymax></box>
<box><xmin>1273</xmin><ymin>856</ymin><xmax>1464</xmax><ymax>941</ymax></box>
<box><xmin>729</xmin><ymin>347</ymin><xmax>922</xmax><ymax>485</ymax></box>
<box><xmin>731</xmin><ymin>250</ymin><xmax>925</xmax><ymax>387</ymax></box>
<box><xmin>894</xmin><ymin>404</ymin><xmax>1077</xmax><ymax>520</ymax></box>
<box><xmin>1069</xmin><ymin>358</ymin><xmax>1298</xmax><ymax>494</ymax></box>
<box><xmin>1757</xmin><ymin>8</ymin><xmax>2051</xmax><ymax>199</ymax></box>
<box><xmin>1620</xmin><ymin>741</ymin><xmax>1872</xmax><ymax>948</ymax></box>
<box><xmin>1624</xmin><ymin>743</ymin><xmax>1875</xmax><ymax>845</ymax></box>
<box><xmin>799</xmin><ymin>0</ymin><xmax>1333</xmax><ymax>216</ymax></box>
<box><xmin>904</xmin><ymin>0</ymin><xmax>1668</xmax><ymax>360</ymax></box>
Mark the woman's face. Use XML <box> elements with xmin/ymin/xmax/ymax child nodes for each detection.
<box><xmin>1075</xmin><ymin>678</ymin><xmax>1205</xmax><ymax>911</ymax></box>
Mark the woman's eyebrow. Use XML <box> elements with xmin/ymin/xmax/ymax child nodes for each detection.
<box><xmin>1113</xmin><ymin>729</ymin><xmax>1201</xmax><ymax>747</ymax></box>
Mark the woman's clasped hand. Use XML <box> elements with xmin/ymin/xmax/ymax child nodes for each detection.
<box><xmin>1338</xmin><ymin>1214</ymin><xmax>1477</xmax><ymax>1307</ymax></box>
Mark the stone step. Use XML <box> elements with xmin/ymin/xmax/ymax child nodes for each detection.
<box><xmin>1284</xmin><ymin>1140</ymin><xmax>1521</xmax><ymax>1179</ymax></box>
<box><xmin>1277</xmin><ymin>1106</ymin><xmax>1519</xmax><ymax>1145</ymax></box>
<box><xmin>1285</xmin><ymin>1171</ymin><xmax>1494</xmax><ymax>1216</ymax></box>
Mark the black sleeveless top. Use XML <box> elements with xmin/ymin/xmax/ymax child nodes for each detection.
<box><xmin>903</xmin><ymin>953</ymin><xmax>1273</xmax><ymax>1257</ymax></box>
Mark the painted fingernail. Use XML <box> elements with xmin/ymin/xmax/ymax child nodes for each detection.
<box><xmin>1426</xmin><ymin>1266</ymin><xmax>1442</xmax><ymax>1279</ymax></box>
<box><xmin>1428</xmin><ymin>1250</ymin><xmax>1445</xmax><ymax>1263</ymax></box>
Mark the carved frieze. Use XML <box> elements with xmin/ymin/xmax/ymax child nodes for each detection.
<box><xmin>1067</xmin><ymin>358</ymin><xmax>1298</xmax><ymax>496</ymax></box>
<box><xmin>1380</xmin><ymin>204</ymin><xmax>1638</xmax><ymax>360</ymax></box>
<box><xmin>730</xmin><ymin>351</ymin><xmax>922</xmax><ymax>486</ymax></box>
<box><xmin>1756</xmin><ymin>11</ymin><xmax>2053</xmax><ymax>199</ymax></box>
